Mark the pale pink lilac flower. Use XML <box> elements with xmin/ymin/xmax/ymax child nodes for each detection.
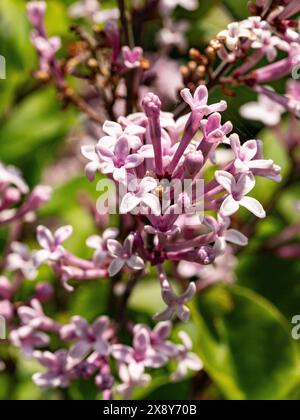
<box><xmin>157</xmin><ymin>21</ymin><xmax>190</xmax><ymax>53</ymax></box>
<box><xmin>27</xmin><ymin>1</ymin><xmax>64</xmax><ymax>86</ymax></box>
<box><xmin>240</xmin><ymin>93</ymin><xmax>285</xmax><ymax>126</ymax></box>
<box><xmin>215</xmin><ymin>171</ymin><xmax>266</xmax><ymax>218</ymax></box>
<box><xmin>107</xmin><ymin>234</ymin><xmax>145</xmax><ymax>276</ymax></box>
<box><xmin>101</xmin><ymin>120</ymin><xmax>145</xmax><ymax>151</ymax></box>
<box><xmin>69</xmin><ymin>0</ymin><xmax>119</xmax><ymax>23</ymax></box>
<box><xmin>69</xmin><ymin>0</ymin><xmax>99</xmax><ymax>19</ymax></box>
<box><xmin>251</xmin><ymin>31</ymin><xmax>289</xmax><ymax>62</ymax></box>
<box><xmin>112</xmin><ymin>326</ymin><xmax>168</xmax><ymax>370</ymax></box>
<box><xmin>30</xmin><ymin>33</ymin><xmax>61</xmax><ymax>73</ymax></box>
<box><xmin>10</xmin><ymin>326</ymin><xmax>50</xmax><ymax>357</ymax></box>
<box><xmin>6</xmin><ymin>242</ymin><xmax>37</xmax><ymax>280</ymax></box>
<box><xmin>204</xmin><ymin>214</ymin><xmax>248</xmax><ymax>256</ymax></box>
<box><xmin>93</xmin><ymin>8</ymin><xmax>119</xmax><ymax>24</ymax></box>
<box><xmin>120</xmin><ymin>177</ymin><xmax>161</xmax><ymax>216</ymax></box>
<box><xmin>32</xmin><ymin>350</ymin><xmax>75</xmax><ymax>388</ymax></box>
<box><xmin>60</xmin><ymin>316</ymin><xmax>113</xmax><ymax>368</ymax></box>
<box><xmin>26</xmin><ymin>1</ymin><xmax>46</xmax><ymax>35</ymax></box>
<box><xmin>0</xmin><ymin>163</ymin><xmax>29</xmax><ymax>194</ymax></box>
<box><xmin>97</xmin><ymin>136</ymin><xmax>144</xmax><ymax>183</ymax></box>
<box><xmin>230</xmin><ymin>134</ymin><xmax>281</xmax><ymax>182</ymax></box>
<box><xmin>16</xmin><ymin>299</ymin><xmax>58</xmax><ymax>332</ymax></box>
<box><xmin>154</xmin><ymin>267</ymin><xmax>196</xmax><ymax>322</ymax></box>
<box><xmin>81</xmin><ymin>145</ymin><xmax>102</xmax><ymax>182</ymax></box>
<box><xmin>115</xmin><ymin>363</ymin><xmax>151</xmax><ymax>400</ymax></box>
<box><xmin>217</xmin><ymin>22</ymin><xmax>251</xmax><ymax>51</ymax></box>
<box><xmin>34</xmin><ymin>225</ymin><xmax>73</xmax><ymax>266</ymax></box>
<box><xmin>171</xmin><ymin>331</ymin><xmax>203</xmax><ymax>382</ymax></box>
<box><xmin>181</xmin><ymin>85</ymin><xmax>227</xmax><ymax>114</ymax></box>
<box><xmin>159</xmin><ymin>0</ymin><xmax>198</xmax><ymax>15</ymax></box>
<box><xmin>0</xmin><ymin>276</ymin><xmax>14</xmax><ymax>321</ymax></box>
<box><xmin>134</xmin><ymin>321</ymin><xmax>178</xmax><ymax>358</ymax></box>
<box><xmin>178</xmin><ymin>246</ymin><xmax>237</xmax><ymax>287</ymax></box>
<box><xmin>122</xmin><ymin>46</ymin><xmax>143</xmax><ymax>69</ymax></box>
<box><xmin>86</xmin><ymin>228</ymin><xmax>119</xmax><ymax>267</ymax></box>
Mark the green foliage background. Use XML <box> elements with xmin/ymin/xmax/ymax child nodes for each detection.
<box><xmin>0</xmin><ymin>0</ymin><xmax>300</xmax><ymax>400</ymax></box>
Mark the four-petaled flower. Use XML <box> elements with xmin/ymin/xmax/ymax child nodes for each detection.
<box><xmin>154</xmin><ymin>281</ymin><xmax>197</xmax><ymax>322</ymax></box>
<box><xmin>107</xmin><ymin>234</ymin><xmax>145</xmax><ymax>276</ymax></box>
<box><xmin>217</xmin><ymin>22</ymin><xmax>251</xmax><ymax>50</ymax></box>
<box><xmin>115</xmin><ymin>363</ymin><xmax>151</xmax><ymax>400</ymax></box>
<box><xmin>204</xmin><ymin>214</ymin><xmax>248</xmax><ymax>256</ymax></box>
<box><xmin>171</xmin><ymin>331</ymin><xmax>203</xmax><ymax>382</ymax></box>
<box><xmin>122</xmin><ymin>46</ymin><xmax>143</xmax><ymax>69</ymax></box>
<box><xmin>240</xmin><ymin>94</ymin><xmax>285</xmax><ymax>126</ymax></box>
<box><xmin>32</xmin><ymin>350</ymin><xmax>75</xmax><ymax>388</ymax></box>
<box><xmin>34</xmin><ymin>225</ymin><xmax>73</xmax><ymax>266</ymax></box>
<box><xmin>120</xmin><ymin>177</ymin><xmax>161</xmax><ymax>216</ymax></box>
<box><xmin>181</xmin><ymin>85</ymin><xmax>226</xmax><ymax>114</ymax></box>
<box><xmin>60</xmin><ymin>316</ymin><xmax>113</xmax><ymax>369</ymax></box>
<box><xmin>6</xmin><ymin>242</ymin><xmax>37</xmax><ymax>280</ymax></box>
<box><xmin>112</xmin><ymin>326</ymin><xmax>168</xmax><ymax>370</ymax></box>
<box><xmin>216</xmin><ymin>170</ymin><xmax>266</xmax><ymax>218</ymax></box>
<box><xmin>97</xmin><ymin>136</ymin><xmax>144</xmax><ymax>183</ymax></box>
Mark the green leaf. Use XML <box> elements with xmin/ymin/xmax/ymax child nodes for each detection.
<box><xmin>237</xmin><ymin>254</ymin><xmax>300</xmax><ymax>324</ymax></box>
<box><xmin>222</xmin><ymin>0</ymin><xmax>250</xmax><ymax>20</ymax></box>
<box><xmin>192</xmin><ymin>285</ymin><xmax>299</xmax><ymax>400</ymax></box>
<box><xmin>0</xmin><ymin>88</ymin><xmax>75</xmax><ymax>182</ymax></box>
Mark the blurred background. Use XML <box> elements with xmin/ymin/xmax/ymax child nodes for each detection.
<box><xmin>0</xmin><ymin>0</ymin><xmax>300</xmax><ymax>400</ymax></box>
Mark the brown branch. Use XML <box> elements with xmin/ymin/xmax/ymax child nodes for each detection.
<box><xmin>64</xmin><ymin>87</ymin><xmax>105</xmax><ymax>124</ymax></box>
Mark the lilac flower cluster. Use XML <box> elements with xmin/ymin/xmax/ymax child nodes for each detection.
<box><xmin>0</xmin><ymin>162</ymin><xmax>52</xmax><ymax>227</ymax></box>
<box><xmin>80</xmin><ymin>85</ymin><xmax>281</xmax><ymax>321</ymax></box>
<box><xmin>215</xmin><ymin>2</ymin><xmax>300</xmax><ymax>117</ymax></box>
<box><xmin>27</xmin><ymin>1</ymin><xmax>64</xmax><ymax>87</ymax></box>
<box><xmin>3</xmin><ymin>0</ymin><xmax>299</xmax><ymax>400</ymax></box>
<box><xmin>9</xmin><ymin>295</ymin><xmax>201</xmax><ymax>399</ymax></box>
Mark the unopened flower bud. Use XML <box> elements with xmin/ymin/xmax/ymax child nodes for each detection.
<box><xmin>142</xmin><ymin>93</ymin><xmax>162</xmax><ymax>119</ymax></box>
<box><xmin>3</xmin><ymin>187</ymin><xmax>21</xmax><ymax>207</ymax></box>
<box><xmin>0</xmin><ymin>276</ymin><xmax>12</xmax><ymax>300</ymax></box>
<box><xmin>184</xmin><ymin>151</ymin><xmax>204</xmax><ymax>178</ymax></box>
<box><xmin>167</xmin><ymin>245</ymin><xmax>216</xmax><ymax>265</ymax></box>
<box><xmin>26</xmin><ymin>185</ymin><xmax>53</xmax><ymax>210</ymax></box>
<box><xmin>27</xmin><ymin>1</ymin><xmax>46</xmax><ymax>33</ymax></box>
<box><xmin>35</xmin><ymin>282</ymin><xmax>54</xmax><ymax>303</ymax></box>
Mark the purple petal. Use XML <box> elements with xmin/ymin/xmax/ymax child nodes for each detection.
<box><xmin>107</xmin><ymin>239</ymin><xmax>123</xmax><ymax>258</ymax></box>
<box><xmin>36</xmin><ymin>226</ymin><xmax>53</xmax><ymax>250</ymax></box>
<box><xmin>220</xmin><ymin>195</ymin><xmax>240</xmax><ymax>216</ymax></box>
<box><xmin>114</xmin><ymin>136</ymin><xmax>129</xmax><ymax>160</ymax></box>
<box><xmin>153</xmin><ymin>321</ymin><xmax>172</xmax><ymax>342</ymax></box>
<box><xmin>194</xmin><ymin>85</ymin><xmax>208</xmax><ymax>106</ymax></box>
<box><xmin>126</xmin><ymin>255</ymin><xmax>145</xmax><ymax>270</ymax></box>
<box><xmin>103</xmin><ymin>121</ymin><xmax>123</xmax><ymax>138</ymax></box>
<box><xmin>224</xmin><ymin>229</ymin><xmax>248</xmax><ymax>246</ymax></box>
<box><xmin>68</xmin><ymin>341</ymin><xmax>91</xmax><ymax>368</ymax></box>
<box><xmin>120</xmin><ymin>193</ymin><xmax>141</xmax><ymax>214</ymax></box>
<box><xmin>54</xmin><ymin>225</ymin><xmax>73</xmax><ymax>245</ymax></box>
<box><xmin>111</xmin><ymin>344</ymin><xmax>134</xmax><ymax>363</ymax></box>
<box><xmin>124</xmin><ymin>154</ymin><xmax>144</xmax><ymax>169</ymax></box>
<box><xmin>240</xmin><ymin>196</ymin><xmax>266</xmax><ymax>218</ymax></box>
<box><xmin>133</xmin><ymin>328</ymin><xmax>150</xmax><ymax>354</ymax></box>
<box><xmin>215</xmin><ymin>170</ymin><xmax>234</xmax><ymax>194</ymax></box>
<box><xmin>108</xmin><ymin>258</ymin><xmax>125</xmax><ymax>276</ymax></box>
